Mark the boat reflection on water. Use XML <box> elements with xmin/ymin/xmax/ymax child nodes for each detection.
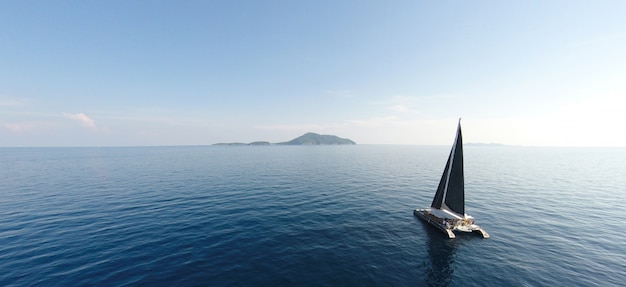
<box><xmin>422</xmin><ymin>224</ymin><xmax>458</xmax><ymax>287</ymax></box>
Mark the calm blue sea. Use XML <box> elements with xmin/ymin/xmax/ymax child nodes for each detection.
<box><xmin>1</xmin><ymin>145</ymin><xmax>625</xmax><ymax>286</ymax></box>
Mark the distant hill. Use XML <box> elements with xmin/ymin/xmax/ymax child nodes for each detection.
<box><xmin>213</xmin><ymin>133</ymin><xmax>355</xmax><ymax>146</ymax></box>
<box><xmin>277</xmin><ymin>133</ymin><xmax>355</xmax><ymax>145</ymax></box>
<box><xmin>213</xmin><ymin>142</ymin><xmax>248</xmax><ymax>146</ymax></box>
<box><xmin>249</xmin><ymin>141</ymin><xmax>271</xmax><ymax>146</ymax></box>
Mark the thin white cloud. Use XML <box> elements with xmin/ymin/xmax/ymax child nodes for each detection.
<box><xmin>374</xmin><ymin>94</ymin><xmax>460</xmax><ymax>116</ymax></box>
<box><xmin>373</xmin><ymin>95</ymin><xmax>423</xmax><ymax>115</ymax></box>
<box><xmin>348</xmin><ymin>116</ymin><xmax>400</xmax><ymax>128</ymax></box>
<box><xmin>388</xmin><ymin>104</ymin><xmax>410</xmax><ymax>113</ymax></box>
<box><xmin>256</xmin><ymin>124</ymin><xmax>327</xmax><ymax>132</ymax></box>
<box><xmin>63</xmin><ymin>112</ymin><xmax>97</xmax><ymax>129</ymax></box>
<box><xmin>0</xmin><ymin>96</ymin><xmax>30</xmax><ymax>107</ymax></box>
<box><xmin>1</xmin><ymin>120</ymin><xmax>57</xmax><ymax>133</ymax></box>
<box><xmin>1</xmin><ymin>123</ymin><xmax>34</xmax><ymax>132</ymax></box>
<box><xmin>344</xmin><ymin>116</ymin><xmax>461</xmax><ymax>145</ymax></box>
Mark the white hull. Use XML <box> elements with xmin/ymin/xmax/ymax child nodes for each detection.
<box><xmin>414</xmin><ymin>208</ymin><xmax>489</xmax><ymax>239</ymax></box>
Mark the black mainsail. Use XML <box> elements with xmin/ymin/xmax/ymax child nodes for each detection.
<box><xmin>430</xmin><ymin>120</ymin><xmax>465</xmax><ymax>217</ymax></box>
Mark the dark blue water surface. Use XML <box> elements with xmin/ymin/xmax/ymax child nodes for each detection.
<box><xmin>1</xmin><ymin>145</ymin><xmax>625</xmax><ymax>286</ymax></box>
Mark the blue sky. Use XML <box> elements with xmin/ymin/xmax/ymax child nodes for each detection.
<box><xmin>2</xmin><ymin>1</ymin><xmax>625</xmax><ymax>147</ymax></box>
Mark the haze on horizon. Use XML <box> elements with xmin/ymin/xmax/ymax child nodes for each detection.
<box><xmin>2</xmin><ymin>1</ymin><xmax>625</xmax><ymax>147</ymax></box>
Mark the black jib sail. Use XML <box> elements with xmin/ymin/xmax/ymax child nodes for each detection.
<box><xmin>430</xmin><ymin>120</ymin><xmax>465</xmax><ymax>217</ymax></box>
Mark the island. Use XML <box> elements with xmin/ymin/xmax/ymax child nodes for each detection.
<box><xmin>276</xmin><ymin>132</ymin><xmax>355</xmax><ymax>145</ymax></box>
<box><xmin>213</xmin><ymin>132</ymin><xmax>355</xmax><ymax>146</ymax></box>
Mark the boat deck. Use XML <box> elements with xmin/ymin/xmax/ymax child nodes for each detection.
<box><xmin>414</xmin><ymin>208</ymin><xmax>488</xmax><ymax>239</ymax></box>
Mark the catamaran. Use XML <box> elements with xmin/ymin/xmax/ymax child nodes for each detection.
<box><xmin>414</xmin><ymin>119</ymin><xmax>489</xmax><ymax>239</ymax></box>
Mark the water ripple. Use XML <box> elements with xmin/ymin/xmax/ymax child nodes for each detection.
<box><xmin>1</xmin><ymin>146</ymin><xmax>625</xmax><ymax>286</ymax></box>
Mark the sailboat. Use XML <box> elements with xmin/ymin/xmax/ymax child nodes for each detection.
<box><xmin>414</xmin><ymin>119</ymin><xmax>489</xmax><ymax>239</ymax></box>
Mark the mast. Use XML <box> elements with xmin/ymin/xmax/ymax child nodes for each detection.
<box><xmin>431</xmin><ymin>119</ymin><xmax>465</xmax><ymax>217</ymax></box>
